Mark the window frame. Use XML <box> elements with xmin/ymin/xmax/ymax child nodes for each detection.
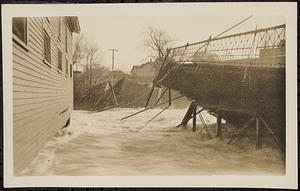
<box><xmin>58</xmin><ymin>16</ymin><xmax>62</xmax><ymax>42</ymax></box>
<box><xmin>65</xmin><ymin>19</ymin><xmax>68</xmax><ymax>53</ymax></box>
<box><xmin>65</xmin><ymin>56</ymin><xmax>69</xmax><ymax>77</ymax></box>
<box><xmin>70</xmin><ymin>63</ymin><xmax>73</xmax><ymax>78</ymax></box>
<box><xmin>57</xmin><ymin>48</ymin><xmax>63</xmax><ymax>73</ymax></box>
<box><xmin>43</xmin><ymin>28</ymin><xmax>51</xmax><ymax>67</ymax></box>
<box><xmin>12</xmin><ymin>17</ymin><xmax>29</xmax><ymax>51</ymax></box>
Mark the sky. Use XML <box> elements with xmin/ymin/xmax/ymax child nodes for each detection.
<box><xmin>76</xmin><ymin>12</ymin><xmax>285</xmax><ymax>72</ymax></box>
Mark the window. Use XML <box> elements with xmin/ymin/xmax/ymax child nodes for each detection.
<box><xmin>43</xmin><ymin>30</ymin><xmax>51</xmax><ymax>64</ymax></box>
<box><xmin>12</xmin><ymin>17</ymin><xmax>27</xmax><ymax>44</ymax></box>
<box><xmin>65</xmin><ymin>22</ymin><xmax>68</xmax><ymax>52</ymax></box>
<box><xmin>58</xmin><ymin>17</ymin><xmax>61</xmax><ymax>39</ymax></box>
<box><xmin>58</xmin><ymin>49</ymin><xmax>62</xmax><ymax>71</ymax></box>
<box><xmin>70</xmin><ymin>64</ymin><xmax>73</xmax><ymax>78</ymax></box>
<box><xmin>65</xmin><ymin>58</ymin><xmax>69</xmax><ymax>75</ymax></box>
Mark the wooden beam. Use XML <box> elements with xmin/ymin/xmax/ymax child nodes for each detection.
<box><xmin>194</xmin><ymin>101</ymin><xmax>256</xmax><ymax>115</ymax></box>
<box><xmin>121</xmin><ymin>95</ymin><xmax>184</xmax><ymax>120</ymax></box>
<box><xmin>108</xmin><ymin>81</ymin><xmax>119</xmax><ymax>107</ymax></box>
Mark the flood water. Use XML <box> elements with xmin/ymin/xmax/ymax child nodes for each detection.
<box><xmin>20</xmin><ymin>108</ymin><xmax>285</xmax><ymax>176</ymax></box>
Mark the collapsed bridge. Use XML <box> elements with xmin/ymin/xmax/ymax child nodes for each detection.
<box><xmin>149</xmin><ymin>24</ymin><xmax>286</xmax><ymax>151</ymax></box>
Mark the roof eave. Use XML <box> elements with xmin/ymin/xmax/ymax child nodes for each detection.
<box><xmin>66</xmin><ymin>16</ymin><xmax>81</xmax><ymax>34</ymax></box>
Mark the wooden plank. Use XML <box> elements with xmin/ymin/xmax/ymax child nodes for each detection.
<box><xmin>12</xmin><ymin>16</ymin><xmax>74</xmax><ymax>175</ymax></box>
<box><xmin>13</xmin><ymin>72</ymin><xmax>69</xmax><ymax>89</ymax></box>
<box><xmin>13</xmin><ymin>54</ymin><xmax>68</xmax><ymax>85</ymax></box>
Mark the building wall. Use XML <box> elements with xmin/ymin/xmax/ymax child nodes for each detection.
<box><xmin>13</xmin><ymin>17</ymin><xmax>74</xmax><ymax>175</ymax></box>
<box><xmin>131</xmin><ymin>62</ymin><xmax>159</xmax><ymax>83</ymax></box>
<box><xmin>132</xmin><ymin>63</ymin><xmax>156</xmax><ymax>77</ymax></box>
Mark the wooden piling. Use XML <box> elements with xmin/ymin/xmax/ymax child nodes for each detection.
<box><xmin>178</xmin><ymin>102</ymin><xmax>195</xmax><ymax>127</ymax></box>
<box><xmin>255</xmin><ymin>116</ymin><xmax>262</xmax><ymax>149</ymax></box>
<box><xmin>192</xmin><ymin>106</ymin><xmax>197</xmax><ymax>132</ymax></box>
<box><xmin>168</xmin><ymin>88</ymin><xmax>171</xmax><ymax>106</ymax></box>
<box><xmin>216</xmin><ymin>111</ymin><xmax>222</xmax><ymax>137</ymax></box>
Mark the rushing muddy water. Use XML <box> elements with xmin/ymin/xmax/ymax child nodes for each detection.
<box><xmin>20</xmin><ymin>108</ymin><xmax>285</xmax><ymax>176</ymax></box>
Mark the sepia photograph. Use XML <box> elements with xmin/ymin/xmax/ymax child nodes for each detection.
<box><xmin>2</xmin><ymin>2</ymin><xmax>297</xmax><ymax>188</ymax></box>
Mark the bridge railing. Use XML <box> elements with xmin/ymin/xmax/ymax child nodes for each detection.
<box><xmin>168</xmin><ymin>24</ymin><xmax>286</xmax><ymax>65</ymax></box>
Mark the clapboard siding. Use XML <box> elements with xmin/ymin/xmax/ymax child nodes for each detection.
<box><xmin>13</xmin><ymin>16</ymin><xmax>76</xmax><ymax>175</ymax></box>
<box><xmin>14</xmin><ymin>103</ymin><xmax>67</xmax><ymax>128</ymax></box>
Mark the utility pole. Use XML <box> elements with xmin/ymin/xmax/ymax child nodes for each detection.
<box><xmin>109</xmin><ymin>48</ymin><xmax>118</xmax><ymax>84</ymax></box>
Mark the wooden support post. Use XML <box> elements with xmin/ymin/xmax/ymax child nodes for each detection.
<box><xmin>192</xmin><ymin>105</ymin><xmax>197</xmax><ymax>132</ymax></box>
<box><xmin>108</xmin><ymin>81</ymin><xmax>119</xmax><ymax>107</ymax></box>
<box><xmin>178</xmin><ymin>102</ymin><xmax>195</xmax><ymax>127</ymax></box>
<box><xmin>255</xmin><ymin>116</ymin><xmax>262</xmax><ymax>149</ymax></box>
<box><xmin>216</xmin><ymin>111</ymin><xmax>222</xmax><ymax>138</ymax></box>
<box><xmin>168</xmin><ymin>88</ymin><xmax>171</xmax><ymax>106</ymax></box>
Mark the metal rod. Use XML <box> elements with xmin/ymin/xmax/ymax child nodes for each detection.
<box><xmin>121</xmin><ymin>95</ymin><xmax>184</xmax><ymax>120</ymax></box>
<box><xmin>144</xmin><ymin>105</ymin><xmax>171</xmax><ymax>125</ymax></box>
<box><xmin>198</xmin><ymin>112</ymin><xmax>212</xmax><ymax>139</ymax></box>
<box><xmin>258</xmin><ymin>114</ymin><xmax>282</xmax><ymax>151</ymax></box>
<box><xmin>177</xmin><ymin>107</ymin><xmax>205</xmax><ymax>127</ymax></box>
<box><xmin>170</xmin><ymin>24</ymin><xmax>285</xmax><ymax>51</ymax></box>
<box><xmin>154</xmin><ymin>16</ymin><xmax>256</xmax><ymax>86</ymax></box>
<box><xmin>145</xmin><ymin>50</ymin><xmax>170</xmax><ymax>108</ymax></box>
<box><xmin>93</xmin><ymin>105</ymin><xmax>116</xmax><ymax>113</ymax></box>
<box><xmin>227</xmin><ymin>116</ymin><xmax>255</xmax><ymax>144</ymax></box>
<box><xmin>153</xmin><ymin>87</ymin><xmax>168</xmax><ymax>106</ymax></box>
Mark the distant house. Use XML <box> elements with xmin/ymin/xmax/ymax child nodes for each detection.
<box><xmin>12</xmin><ymin>16</ymin><xmax>80</xmax><ymax>175</ymax></box>
<box><xmin>131</xmin><ymin>60</ymin><xmax>160</xmax><ymax>83</ymax></box>
<box><xmin>191</xmin><ymin>51</ymin><xmax>220</xmax><ymax>62</ymax></box>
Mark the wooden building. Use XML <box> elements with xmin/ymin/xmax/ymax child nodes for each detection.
<box><xmin>131</xmin><ymin>60</ymin><xmax>160</xmax><ymax>83</ymax></box>
<box><xmin>12</xmin><ymin>16</ymin><xmax>80</xmax><ymax>175</ymax></box>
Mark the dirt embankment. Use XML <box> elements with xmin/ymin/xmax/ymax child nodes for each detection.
<box><xmin>74</xmin><ymin>77</ymin><xmax>190</xmax><ymax>111</ymax></box>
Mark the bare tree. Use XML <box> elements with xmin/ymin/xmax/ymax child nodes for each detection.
<box><xmin>73</xmin><ymin>34</ymin><xmax>87</xmax><ymax>70</ymax></box>
<box><xmin>144</xmin><ymin>26</ymin><xmax>172</xmax><ymax>64</ymax></box>
<box><xmin>85</xmin><ymin>41</ymin><xmax>102</xmax><ymax>97</ymax></box>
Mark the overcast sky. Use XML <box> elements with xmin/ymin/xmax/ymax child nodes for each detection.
<box><xmin>77</xmin><ymin>12</ymin><xmax>285</xmax><ymax>72</ymax></box>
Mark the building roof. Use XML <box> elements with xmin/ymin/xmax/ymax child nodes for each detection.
<box><xmin>131</xmin><ymin>61</ymin><xmax>155</xmax><ymax>72</ymax></box>
<box><xmin>66</xmin><ymin>17</ymin><xmax>81</xmax><ymax>34</ymax></box>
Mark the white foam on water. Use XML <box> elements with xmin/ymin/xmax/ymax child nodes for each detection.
<box><xmin>20</xmin><ymin>108</ymin><xmax>284</xmax><ymax>176</ymax></box>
